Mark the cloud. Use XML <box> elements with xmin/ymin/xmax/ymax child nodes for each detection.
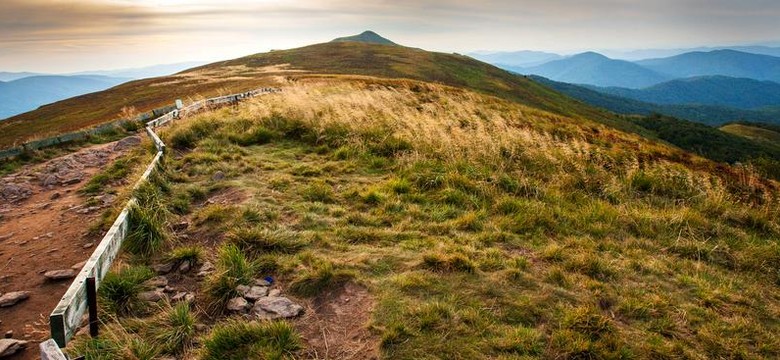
<box><xmin>1</xmin><ymin>0</ymin><xmax>779</xmax><ymax>72</ymax></box>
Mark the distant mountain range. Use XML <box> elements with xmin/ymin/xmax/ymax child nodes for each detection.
<box><xmin>636</xmin><ymin>50</ymin><xmax>780</xmax><ymax>83</ymax></box>
<box><xmin>469</xmin><ymin>51</ymin><xmax>562</xmax><ymax>68</ymax></box>
<box><xmin>600</xmin><ymin>45</ymin><xmax>780</xmax><ymax>61</ymax></box>
<box><xmin>0</xmin><ymin>61</ymin><xmax>206</xmax><ymax>120</ymax></box>
<box><xmin>517</xmin><ymin>52</ymin><xmax>668</xmax><ymax>88</ymax></box>
<box><xmin>531</xmin><ymin>75</ymin><xmax>780</xmax><ymax>126</ymax></box>
<box><xmin>589</xmin><ymin>76</ymin><xmax>780</xmax><ymax>110</ymax></box>
<box><xmin>482</xmin><ymin>49</ymin><xmax>780</xmax><ymax>89</ymax></box>
<box><xmin>0</xmin><ymin>75</ymin><xmax>129</xmax><ymax>119</ymax></box>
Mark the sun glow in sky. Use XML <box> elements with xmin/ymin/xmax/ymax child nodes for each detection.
<box><xmin>1</xmin><ymin>0</ymin><xmax>779</xmax><ymax>73</ymax></box>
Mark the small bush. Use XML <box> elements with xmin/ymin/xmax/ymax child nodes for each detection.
<box><xmin>125</xmin><ymin>203</ymin><xmax>168</xmax><ymax>258</ymax></box>
<box><xmin>422</xmin><ymin>252</ymin><xmax>476</xmax><ymax>273</ymax></box>
<box><xmin>148</xmin><ymin>302</ymin><xmax>196</xmax><ymax>355</ymax></box>
<box><xmin>165</xmin><ymin>246</ymin><xmax>204</xmax><ymax>265</ymax></box>
<box><xmin>227</xmin><ymin>227</ymin><xmax>307</xmax><ymax>255</ymax></box>
<box><xmin>301</xmin><ymin>181</ymin><xmax>335</xmax><ymax>203</ymax></box>
<box><xmin>204</xmin><ymin>244</ymin><xmax>255</xmax><ymax>310</ymax></box>
<box><xmin>289</xmin><ymin>260</ymin><xmax>353</xmax><ymax>297</ymax></box>
<box><xmin>201</xmin><ymin>320</ymin><xmax>302</xmax><ymax>360</ymax></box>
<box><xmin>99</xmin><ymin>266</ymin><xmax>154</xmax><ymax>315</ymax></box>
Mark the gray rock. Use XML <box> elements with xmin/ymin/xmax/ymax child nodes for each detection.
<box><xmin>113</xmin><ymin>136</ymin><xmax>142</xmax><ymax>151</ymax></box>
<box><xmin>227</xmin><ymin>297</ymin><xmax>250</xmax><ymax>312</ymax></box>
<box><xmin>144</xmin><ymin>276</ymin><xmax>168</xmax><ymax>288</ymax></box>
<box><xmin>153</xmin><ymin>262</ymin><xmax>175</xmax><ymax>274</ymax></box>
<box><xmin>0</xmin><ymin>338</ymin><xmax>28</xmax><ymax>357</ymax></box>
<box><xmin>178</xmin><ymin>261</ymin><xmax>191</xmax><ymax>273</ymax></box>
<box><xmin>171</xmin><ymin>292</ymin><xmax>190</xmax><ymax>303</ymax></box>
<box><xmin>3</xmin><ymin>331</ymin><xmax>11</xmax><ymax>339</ymax></box>
<box><xmin>42</xmin><ymin>175</ymin><xmax>57</xmax><ymax>187</ymax></box>
<box><xmin>44</xmin><ymin>269</ymin><xmax>76</xmax><ymax>281</ymax></box>
<box><xmin>0</xmin><ymin>291</ymin><xmax>30</xmax><ymax>307</ymax></box>
<box><xmin>196</xmin><ymin>261</ymin><xmax>215</xmax><ymax>277</ymax></box>
<box><xmin>252</xmin><ymin>296</ymin><xmax>303</xmax><ymax>320</ymax></box>
<box><xmin>255</xmin><ymin>279</ymin><xmax>271</xmax><ymax>286</ymax></box>
<box><xmin>62</xmin><ymin>177</ymin><xmax>83</xmax><ymax>185</ymax></box>
<box><xmin>211</xmin><ymin>171</ymin><xmax>225</xmax><ymax>181</ymax></box>
<box><xmin>236</xmin><ymin>285</ymin><xmax>251</xmax><ymax>295</ymax></box>
<box><xmin>50</xmin><ymin>192</ymin><xmax>62</xmax><ymax>200</ymax></box>
<box><xmin>138</xmin><ymin>290</ymin><xmax>165</xmax><ymax>302</ymax></box>
<box><xmin>71</xmin><ymin>261</ymin><xmax>87</xmax><ymax>270</ymax></box>
<box><xmin>243</xmin><ymin>286</ymin><xmax>269</xmax><ymax>301</ymax></box>
<box><xmin>268</xmin><ymin>289</ymin><xmax>281</xmax><ymax>297</ymax></box>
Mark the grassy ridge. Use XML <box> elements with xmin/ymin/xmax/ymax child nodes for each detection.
<box><xmin>0</xmin><ymin>41</ymin><xmax>648</xmax><ymax>149</ymax></box>
<box><xmin>68</xmin><ymin>78</ymin><xmax>780</xmax><ymax>359</ymax></box>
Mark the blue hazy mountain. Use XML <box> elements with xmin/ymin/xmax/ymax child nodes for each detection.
<box><xmin>517</xmin><ymin>52</ymin><xmax>669</xmax><ymax>88</ymax></box>
<box><xmin>469</xmin><ymin>50</ymin><xmax>563</xmax><ymax>68</ymax></box>
<box><xmin>0</xmin><ymin>75</ymin><xmax>129</xmax><ymax>119</ymax></box>
<box><xmin>636</xmin><ymin>50</ymin><xmax>780</xmax><ymax>82</ymax></box>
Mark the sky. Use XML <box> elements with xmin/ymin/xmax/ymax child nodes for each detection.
<box><xmin>1</xmin><ymin>0</ymin><xmax>779</xmax><ymax>73</ymax></box>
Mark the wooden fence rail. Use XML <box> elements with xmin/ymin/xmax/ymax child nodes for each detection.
<box><xmin>41</xmin><ymin>88</ymin><xmax>280</xmax><ymax>357</ymax></box>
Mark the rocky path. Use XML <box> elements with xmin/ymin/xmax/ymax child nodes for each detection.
<box><xmin>0</xmin><ymin>138</ymin><xmax>138</xmax><ymax>359</ymax></box>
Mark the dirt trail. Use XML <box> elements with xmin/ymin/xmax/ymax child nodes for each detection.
<box><xmin>0</xmin><ymin>139</ymin><xmax>136</xmax><ymax>360</ymax></box>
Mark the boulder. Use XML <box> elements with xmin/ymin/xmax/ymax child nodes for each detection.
<box><xmin>43</xmin><ymin>269</ymin><xmax>76</xmax><ymax>281</ymax></box>
<box><xmin>252</xmin><ymin>296</ymin><xmax>303</xmax><ymax>320</ymax></box>
<box><xmin>178</xmin><ymin>261</ymin><xmax>191</xmax><ymax>273</ymax></box>
<box><xmin>268</xmin><ymin>289</ymin><xmax>281</xmax><ymax>297</ymax></box>
<box><xmin>0</xmin><ymin>338</ymin><xmax>28</xmax><ymax>357</ymax></box>
<box><xmin>138</xmin><ymin>290</ymin><xmax>165</xmax><ymax>302</ymax></box>
<box><xmin>113</xmin><ymin>136</ymin><xmax>142</xmax><ymax>151</ymax></box>
<box><xmin>227</xmin><ymin>297</ymin><xmax>250</xmax><ymax>313</ymax></box>
<box><xmin>243</xmin><ymin>286</ymin><xmax>269</xmax><ymax>302</ymax></box>
<box><xmin>0</xmin><ymin>292</ymin><xmax>29</xmax><ymax>307</ymax></box>
<box><xmin>152</xmin><ymin>262</ymin><xmax>175</xmax><ymax>274</ymax></box>
<box><xmin>144</xmin><ymin>276</ymin><xmax>168</xmax><ymax>288</ymax></box>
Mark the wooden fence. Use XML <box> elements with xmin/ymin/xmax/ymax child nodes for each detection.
<box><xmin>41</xmin><ymin>88</ymin><xmax>280</xmax><ymax>357</ymax></box>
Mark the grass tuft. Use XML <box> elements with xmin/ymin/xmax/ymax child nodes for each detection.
<box><xmin>201</xmin><ymin>320</ymin><xmax>302</xmax><ymax>360</ymax></box>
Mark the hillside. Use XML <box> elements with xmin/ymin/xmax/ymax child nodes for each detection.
<box><xmin>0</xmin><ymin>75</ymin><xmax>129</xmax><ymax>119</ymax></box>
<box><xmin>59</xmin><ymin>76</ymin><xmax>780</xmax><ymax>359</ymax></box>
<box><xmin>592</xmin><ymin>76</ymin><xmax>780</xmax><ymax>109</ymax></box>
<box><xmin>532</xmin><ymin>75</ymin><xmax>780</xmax><ymax>126</ymax></box>
<box><xmin>637</xmin><ymin>50</ymin><xmax>780</xmax><ymax>82</ymax></box>
<box><xmin>0</xmin><ymin>38</ymin><xmax>641</xmax><ymax>149</ymax></box>
<box><xmin>721</xmin><ymin>122</ymin><xmax>780</xmax><ymax>146</ymax></box>
<box><xmin>519</xmin><ymin>52</ymin><xmax>668</xmax><ymax>88</ymax></box>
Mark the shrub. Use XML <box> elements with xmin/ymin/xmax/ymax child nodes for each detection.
<box><xmin>201</xmin><ymin>320</ymin><xmax>301</xmax><ymax>360</ymax></box>
<box><xmin>99</xmin><ymin>266</ymin><xmax>154</xmax><ymax>315</ymax></box>
<box><xmin>165</xmin><ymin>246</ymin><xmax>204</xmax><ymax>265</ymax></box>
<box><xmin>125</xmin><ymin>203</ymin><xmax>168</xmax><ymax>258</ymax></box>
<box><xmin>147</xmin><ymin>302</ymin><xmax>196</xmax><ymax>355</ymax></box>
<box><xmin>422</xmin><ymin>252</ymin><xmax>476</xmax><ymax>273</ymax></box>
<box><xmin>301</xmin><ymin>181</ymin><xmax>335</xmax><ymax>203</ymax></box>
<box><xmin>289</xmin><ymin>260</ymin><xmax>353</xmax><ymax>297</ymax></box>
<box><xmin>204</xmin><ymin>244</ymin><xmax>255</xmax><ymax>310</ymax></box>
<box><xmin>227</xmin><ymin>227</ymin><xmax>307</xmax><ymax>255</ymax></box>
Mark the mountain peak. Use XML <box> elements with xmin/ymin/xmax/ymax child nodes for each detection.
<box><xmin>572</xmin><ymin>51</ymin><xmax>609</xmax><ymax>60</ymax></box>
<box><xmin>331</xmin><ymin>31</ymin><xmax>398</xmax><ymax>46</ymax></box>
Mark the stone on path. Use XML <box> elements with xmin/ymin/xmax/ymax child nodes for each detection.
<box><xmin>138</xmin><ymin>290</ymin><xmax>165</xmax><ymax>302</ymax></box>
<box><xmin>0</xmin><ymin>292</ymin><xmax>30</xmax><ymax>308</ymax></box>
<box><xmin>0</xmin><ymin>338</ymin><xmax>28</xmax><ymax>358</ymax></box>
<box><xmin>227</xmin><ymin>297</ymin><xmax>250</xmax><ymax>313</ymax></box>
<box><xmin>43</xmin><ymin>269</ymin><xmax>76</xmax><ymax>281</ymax></box>
<box><xmin>243</xmin><ymin>286</ymin><xmax>269</xmax><ymax>301</ymax></box>
<box><xmin>252</xmin><ymin>296</ymin><xmax>303</xmax><ymax>320</ymax></box>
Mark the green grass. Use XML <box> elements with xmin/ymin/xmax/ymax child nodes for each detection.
<box><xmin>201</xmin><ymin>320</ymin><xmax>302</xmax><ymax>360</ymax></box>
<box><xmin>146</xmin><ymin>302</ymin><xmax>197</xmax><ymax>355</ymax></box>
<box><xmin>98</xmin><ymin>265</ymin><xmax>154</xmax><ymax>315</ymax></box>
<box><xmin>227</xmin><ymin>227</ymin><xmax>308</xmax><ymax>255</ymax></box>
<box><xmin>204</xmin><ymin>244</ymin><xmax>256</xmax><ymax>311</ymax></box>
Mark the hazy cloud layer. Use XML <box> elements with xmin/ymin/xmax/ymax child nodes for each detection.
<box><xmin>2</xmin><ymin>0</ymin><xmax>779</xmax><ymax>72</ymax></box>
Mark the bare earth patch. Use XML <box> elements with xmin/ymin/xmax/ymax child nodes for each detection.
<box><xmin>0</xmin><ymin>140</ymin><xmax>135</xmax><ymax>360</ymax></box>
<box><xmin>295</xmin><ymin>282</ymin><xmax>380</xmax><ymax>360</ymax></box>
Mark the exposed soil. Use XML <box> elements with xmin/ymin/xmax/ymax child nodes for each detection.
<box><xmin>0</xmin><ymin>140</ymin><xmax>135</xmax><ymax>360</ymax></box>
<box><xmin>295</xmin><ymin>282</ymin><xmax>380</xmax><ymax>360</ymax></box>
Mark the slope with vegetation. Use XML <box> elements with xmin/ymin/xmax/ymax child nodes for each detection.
<box><xmin>66</xmin><ymin>74</ymin><xmax>780</xmax><ymax>359</ymax></box>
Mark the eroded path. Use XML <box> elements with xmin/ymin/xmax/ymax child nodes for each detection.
<box><xmin>0</xmin><ymin>138</ymin><xmax>138</xmax><ymax>359</ymax></box>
